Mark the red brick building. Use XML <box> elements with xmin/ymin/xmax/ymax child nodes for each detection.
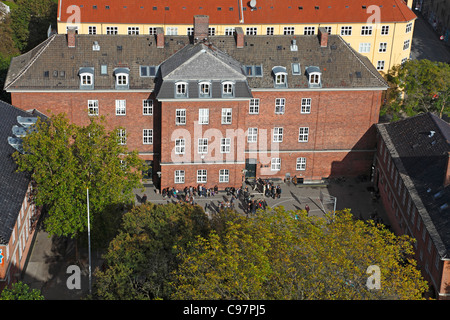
<box><xmin>5</xmin><ymin>17</ymin><xmax>388</xmax><ymax>190</ymax></box>
<box><xmin>374</xmin><ymin>113</ymin><xmax>450</xmax><ymax>299</ymax></box>
<box><xmin>0</xmin><ymin>101</ymin><xmax>43</xmax><ymax>290</ymax></box>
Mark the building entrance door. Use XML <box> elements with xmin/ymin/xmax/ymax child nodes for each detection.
<box><xmin>245</xmin><ymin>159</ymin><xmax>257</xmax><ymax>179</ymax></box>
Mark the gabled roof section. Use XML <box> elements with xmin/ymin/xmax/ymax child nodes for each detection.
<box><xmin>57</xmin><ymin>0</ymin><xmax>416</xmax><ymax>25</ymax></box>
<box><xmin>376</xmin><ymin>113</ymin><xmax>450</xmax><ymax>258</ymax></box>
<box><xmin>161</xmin><ymin>42</ymin><xmax>246</xmax><ymax>81</ymax></box>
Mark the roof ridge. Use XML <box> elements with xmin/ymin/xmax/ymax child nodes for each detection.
<box><xmin>4</xmin><ymin>34</ymin><xmax>56</xmax><ymax>90</ymax></box>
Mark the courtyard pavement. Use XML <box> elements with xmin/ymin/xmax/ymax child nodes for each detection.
<box><xmin>22</xmin><ymin>176</ymin><xmax>388</xmax><ymax>300</ymax></box>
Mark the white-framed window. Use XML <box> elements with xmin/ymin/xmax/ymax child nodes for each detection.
<box><xmin>100</xmin><ymin>65</ymin><xmax>108</xmax><ymax>75</ymax></box>
<box><xmin>208</xmin><ymin>27</ymin><xmax>216</xmax><ymax>36</ymax></box>
<box><xmin>143</xmin><ymin>99</ymin><xmax>153</xmax><ymax>115</ymax></box>
<box><xmin>249</xmin><ymin>98</ymin><xmax>260</xmax><ymax>114</ymax></box>
<box><xmin>199</xmin><ymin>82</ymin><xmax>211</xmax><ymax>98</ymax></box>
<box><xmin>198</xmin><ymin>138</ymin><xmax>208</xmax><ymax>154</ymax></box>
<box><xmin>248</xmin><ymin>128</ymin><xmax>258</xmax><ymax>143</ymax></box>
<box><xmin>225</xmin><ymin>27</ymin><xmax>235</xmax><ymax>35</ymax></box>
<box><xmin>219</xmin><ymin>169</ymin><xmax>229</xmax><ymax>183</ymax></box>
<box><xmin>88</xmin><ymin>100</ymin><xmax>98</xmax><ymax>116</ymax></box>
<box><xmin>117</xmin><ymin>129</ymin><xmax>126</xmax><ymax>145</ymax></box>
<box><xmin>222</xmin><ymin>81</ymin><xmax>234</xmax><ymax>97</ymax></box>
<box><xmin>143</xmin><ymin>129</ymin><xmax>153</xmax><ymax>144</ymax></box>
<box><xmin>271</xmin><ymin>158</ymin><xmax>281</xmax><ymax>171</ymax></box>
<box><xmin>198</xmin><ymin>108</ymin><xmax>209</xmax><ymax>124</ymax></box>
<box><xmin>187</xmin><ymin>27</ymin><xmax>194</xmax><ymax>36</ymax></box>
<box><xmin>359</xmin><ymin>43</ymin><xmax>371</xmax><ymax>53</ymax></box>
<box><xmin>381</xmin><ymin>25</ymin><xmax>389</xmax><ymax>35</ymax></box>
<box><xmin>220</xmin><ymin>138</ymin><xmax>231</xmax><ymax>153</ymax></box>
<box><xmin>406</xmin><ymin>22</ymin><xmax>412</xmax><ymax>33</ymax></box>
<box><xmin>273</xmin><ymin>127</ymin><xmax>283</xmax><ymax>142</ymax></box>
<box><xmin>275</xmin><ymin>73</ymin><xmax>287</xmax><ymax>86</ymax></box>
<box><xmin>377</xmin><ymin>60</ymin><xmax>385</xmax><ymax>71</ymax></box>
<box><xmin>284</xmin><ymin>26</ymin><xmax>295</xmax><ymax>35</ymax></box>
<box><xmin>221</xmin><ymin>108</ymin><xmax>232</xmax><ymax>124</ymax></box>
<box><xmin>298</xmin><ymin>127</ymin><xmax>309</xmax><ymax>142</ymax></box>
<box><xmin>304</xmin><ymin>26</ymin><xmax>315</xmax><ymax>35</ymax></box>
<box><xmin>127</xmin><ymin>27</ymin><xmax>140</xmax><ymax>35</ymax></box>
<box><xmin>197</xmin><ymin>169</ymin><xmax>207</xmax><ymax>183</ymax></box>
<box><xmin>175</xmin><ymin>170</ymin><xmax>185</xmax><ymax>183</ymax></box>
<box><xmin>176</xmin><ymin>109</ymin><xmax>186</xmax><ymax>125</ymax></box>
<box><xmin>116</xmin><ymin>73</ymin><xmax>128</xmax><ymax>86</ymax></box>
<box><xmin>292</xmin><ymin>63</ymin><xmax>301</xmax><ymax>75</ymax></box>
<box><xmin>379</xmin><ymin>42</ymin><xmax>387</xmax><ymax>53</ymax></box>
<box><xmin>401</xmin><ymin>57</ymin><xmax>408</xmax><ymax>64</ymax></box>
<box><xmin>301</xmin><ymin>98</ymin><xmax>311</xmax><ymax>114</ymax></box>
<box><xmin>340</xmin><ymin>26</ymin><xmax>352</xmax><ymax>36</ymax></box>
<box><xmin>296</xmin><ymin>157</ymin><xmax>306</xmax><ymax>170</ymax></box>
<box><xmin>106</xmin><ymin>26</ymin><xmax>118</xmax><ymax>34</ymax></box>
<box><xmin>88</xmin><ymin>26</ymin><xmax>97</xmax><ymax>35</ymax></box>
<box><xmin>266</xmin><ymin>27</ymin><xmax>274</xmax><ymax>35</ymax></box>
<box><xmin>323</xmin><ymin>26</ymin><xmax>332</xmax><ymax>34</ymax></box>
<box><xmin>80</xmin><ymin>73</ymin><xmax>93</xmax><ymax>86</ymax></box>
<box><xmin>140</xmin><ymin>65</ymin><xmax>158</xmax><ymax>77</ymax></box>
<box><xmin>246</xmin><ymin>27</ymin><xmax>257</xmax><ymax>35</ymax></box>
<box><xmin>275</xmin><ymin>98</ymin><xmax>285</xmax><ymax>114</ymax></box>
<box><xmin>148</xmin><ymin>27</ymin><xmax>157</xmax><ymax>35</ymax></box>
<box><xmin>167</xmin><ymin>27</ymin><xmax>178</xmax><ymax>35</ymax></box>
<box><xmin>175</xmin><ymin>139</ymin><xmax>185</xmax><ymax>154</ymax></box>
<box><xmin>175</xmin><ymin>82</ymin><xmax>188</xmax><ymax>97</ymax></box>
<box><xmin>309</xmin><ymin>73</ymin><xmax>320</xmax><ymax>85</ymax></box>
<box><xmin>361</xmin><ymin>25</ymin><xmax>373</xmax><ymax>35</ymax></box>
<box><xmin>403</xmin><ymin>39</ymin><xmax>410</xmax><ymax>50</ymax></box>
<box><xmin>115</xmin><ymin>99</ymin><xmax>126</xmax><ymax>115</ymax></box>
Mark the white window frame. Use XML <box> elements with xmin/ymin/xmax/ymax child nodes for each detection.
<box><xmin>275</xmin><ymin>98</ymin><xmax>285</xmax><ymax>114</ymax></box>
<box><xmin>221</xmin><ymin>108</ymin><xmax>232</xmax><ymax>124</ymax></box>
<box><xmin>225</xmin><ymin>27</ymin><xmax>235</xmax><ymax>35</ymax></box>
<box><xmin>379</xmin><ymin>42</ymin><xmax>387</xmax><ymax>53</ymax></box>
<box><xmin>304</xmin><ymin>26</ymin><xmax>315</xmax><ymax>35</ymax></box>
<box><xmin>198</xmin><ymin>108</ymin><xmax>209</xmax><ymax>124</ymax></box>
<box><xmin>115</xmin><ymin>99</ymin><xmax>126</xmax><ymax>115</ymax></box>
<box><xmin>222</xmin><ymin>81</ymin><xmax>234</xmax><ymax>97</ymax></box>
<box><xmin>148</xmin><ymin>27</ymin><xmax>157</xmax><ymax>35</ymax></box>
<box><xmin>175</xmin><ymin>82</ymin><xmax>188</xmax><ymax>97</ymax></box>
<box><xmin>266</xmin><ymin>27</ymin><xmax>274</xmax><ymax>35</ymax></box>
<box><xmin>275</xmin><ymin>73</ymin><xmax>287</xmax><ymax>86</ymax></box>
<box><xmin>175</xmin><ymin>170</ymin><xmax>185</xmax><ymax>183</ymax></box>
<box><xmin>377</xmin><ymin>60</ymin><xmax>385</xmax><ymax>71</ymax></box>
<box><xmin>116</xmin><ymin>73</ymin><xmax>129</xmax><ymax>86</ymax></box>
<box><xmin>175</xmin><ymin>139</ymin><xmax>185</xmax><ymax>154</ymax></box>
<box><xmin>219</xmin><ymin>169</ymin><xmax>229</xmax><ymax>183</ymax></box>
<box><xmin>298</xmin><ymin>127</ymin><xmax>309</xmax><ymax>142</ymax></box>
<box><xmin>176</xmin><ymin>109</ymin><xmax>186</xmax><ymax>125</ymax></box>
<box><xmin>246</xmin><ymin>27</ymin><xmax>257</xmax><ymax>35</ymax></box>
<box><xmin>197</xmin><ymin>169</ymin><xmax>207</xmax><ymax>183</ymax></box>
<box><xmin>248</xmin><ymin>128</ymin><xmax>258</xmax><ymax>143</ymax></box>
<box><xmin>127</xmin><ymin>26</ymin><xmax>140</xmax><ymax>35</ymax></box>
<box><xmin>88</xmin><ymin>100</ymin><xmax>99</xmax><ymax>116</ymax></box>
<box><xmin>361</xmin><ymin>25</ymin><xmax>373</xmax><ymax>35</ymax></box>
<box><xmin>273</xmin><ymin>127</ymin><xmax>283</xmax><ymax>142</ymax></box>
<box><xmin>296</xmin><ymin>157</ymin><xmax>306</xmax><ymax>170</ymax></box>
<box><xmin>249</xmin><ymin>98</ymin><xmax>260</xmax><ymax>114</ymax></box>
<box><xmin>187</xmin><ymin>27</ymin><xmax>194</xmax><ymax>36</ymax></box>
<box><xmin>198</xmin><ymin>138</ymin><xmax>208</xmax><ymax>154</ymax></box>
<box><xmin>88</xmin><ymin>26</ymin><xmax>97</xmax><ymax>35</ymax></box>
<box><xmin>143</xmin><ymin>129</ymin><xmax>153</xmax><ymax>145</ymax></box>
<box><xmin>208</xmin><ymin>27</ymin><xmax>216</xmax><ymax>36</ymax></box>
<box><xmin>166</xmin><ymin>27</ymin><xmax>178</xmax><ymax>35</ymax></box>
<box><xmin>117</xmin><ymin>129</ymin><xmax>126</xmax><ymax>145</ymax></box>
<box><xmin>106</xmin><ymin>26</ymin><xmax>118</xmax><ymax>35</ymax></box>
<box><xmin>80</xmin><ymin>73</ymin><xmax>93</xmax><ymax>86</ymax></box>
<box><xmin>301</xmin><ymin>98</ymin><xmax>311</xmax><ymax>114</ymax></box>
<box><xmin>406</xmin><ymin>22</ymin><xmax>412</xmax><ymax>33</ymax></box>
<box><xmin>340</xmin><ymin>26</ymin><xmax>352</xmax><ymax>36</ymax></box>
<box><xmin>220</xmin><ymin>138</ymin><xmax>231</xmax><ymax>154</ymax></box>
<box><xmin>271</xmin><ymin>158</ymin><xmax>281</xmax><ymax>171</ymax></box>
<box><xmin>143</xmin><ymin>99</ymin><xmax>153</xmax><ymax>115</ymax></box>
<box><xmin>199</xmin><ymin>82</ymin><xmax>211</xmax><ymax>98</ymax></box>
<box><xmin>403</xmin><ymin>39</ymin><xmax>410</xmax><ymax>50</ymax></box>
<box><xmin>359</xmin><ymin>43</ymin><xmax>371</xmax><ymax>53</ymax></box>
<box><xmin>283</xmin><ymin>26</ymin><xmax>295</xmax><ymax>35</ymax></box>
<box><xmin>309</xmin><ymin>73</ymin><xmax>321</xmax><ymax>85</ymax></box>
<box><xmin>381</xmin><ymin>25</ymin><xmax>389</xmax><ymax>35</ymax></box>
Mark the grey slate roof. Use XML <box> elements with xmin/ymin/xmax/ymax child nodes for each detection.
<box><xmin>0</xmin><ymin>101</ymin><xmax>36</xmax><ymax>245</ymax></box>
<box><xmin>5</xmin><ymin>33</ymin><xmax>388</xmax><ymax>93</ymax></box>
<box><xmin>376</xmin><ymin>113</ymin><xmax>450</xmax><ymax>258</ymax></box>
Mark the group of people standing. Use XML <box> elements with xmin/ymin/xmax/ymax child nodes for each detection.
<box><xmin>254</xmin><ymin>178</ymin><xmax>283</xmax><ymax>199</ymax></box>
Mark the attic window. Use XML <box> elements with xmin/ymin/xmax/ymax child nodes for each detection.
<box><xmin>105</xmin><ymin>5</ymin><xmax>109</xmax><ymax>9</ymax></box>
<box><xmin>222</xmin><ymin>81</ymin><xmax>235</xmax><ymax>98</ymax></box>
<box><xmin>140</xmin><ymin>65</ymin><xmax>157</xmax><ymax>77</ymax></box>
<box><xmin>272</xmin><ymin>66</ymin><xmax>288</xmax><ymax>88</ymax></box>
<box><xmin>306</xmin><ymin>66</ymin><xmax>322</xmax><ymax>88</ymax></box>
<box><xmin>291</xmin><ymin>63</ymin><xmax>301</xmax><ymax>75</ymax></box>
<box><xmin>315</xmin><ymin>6</ymin><xmax>319</xmax><ymax>10</ymax></box>
<box><xmin>244</xmin><ymin>65</ymin><xmax>263</xmax><ymax>77</ymax></box>
<box><xmin>114</xmin><ymin>68</ymin><xmax>130</xmax><ymax>90</ymax></box>
<box><xmin>199</xmin><ymin>81</ymin><xmax>211</xmax><ymax>98</ymax></box>
<box><xmin>79</xmin><ymin>67</ymin><xmax>94</xmax><ymax>89</ymax></box>
<box><xmin>175</xmin><ymin>81</ymin><xmax>188</xmax><ymax>98</ymax></box>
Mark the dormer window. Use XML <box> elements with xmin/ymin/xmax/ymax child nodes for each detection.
<box><xmin>79</xmin><ymin>67</ymin><xmax>94</xmax><ymax>89</ymax></box>
<box><xmin>306</xmin><ymin>66</ymin><xmax>322</xmax><ymax>88</ymax></box>
<box><xmin>114</xmin><ymin>68</ymin><xmax>130</xmax><ymax>89</ymax></box>
<box><xmin>222</xmin><ymin>81</ymin><xmax>234</xmax><ymax>98</ymax></box>
<box><xmin>272</xmin><ymin>66</ymin><xmax>288</xmax><ymax>88</ymax></box>
<box><xmin>175</xmin><ymin>81</ymin><xmax>188</xmax><ymax>98</ymax></box>
<box><xmin>199</xmin><ymin>81</ymin><xmax>211</xmax><ymax>98</ymax></box>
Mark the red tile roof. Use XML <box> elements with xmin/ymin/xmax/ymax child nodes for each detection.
<box><xmin>58</xmin><ymin>0</ymin><xmax>416</xmax><ymax>25</ymax></box>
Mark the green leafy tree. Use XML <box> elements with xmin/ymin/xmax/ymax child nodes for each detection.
<box><xmin>384</xmin><ymin>59</ymin><xmax>450</xmax><ymax>119</ymax></box>
<box><xmin>13</xmin><ymin>113</ymin><xmax>145</xmax><ymax>240</ymax></box>
<box><xmin>172</xmin><ymin>208</ymin><xmax>428</xmax><ymax>300</ymax></box>
<box><xmin>0</xmin><ymin>282</ymin><xmax>44</xmax><ymax>300</ymax></box>
<box><xmin>93</xmin><ymin>202</ymin><xmax>210</xmax><ymax>300</ymax></box>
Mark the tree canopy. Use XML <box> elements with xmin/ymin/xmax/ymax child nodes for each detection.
<box><xmin>13</xmin><ymin>113</ymin><xmax>145</xmax><ymax>239</ymax></box>
<box><xmin>384</xmin><ymin>59</ymin><xmax>450</xmax><ymax>120</ymax></box>
<box><xmin>0</xmin><ymin>282</ymin><xmax>44</xmax><ymax>300</ymax></box>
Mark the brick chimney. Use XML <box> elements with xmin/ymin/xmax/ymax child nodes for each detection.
<box><xmin>194</xmin><ymin>15</ymin><xmax>209</xmax><ymax>41</ymax></box>
<box><xmin>235</xmin><ymin>27</ymin><xmax>244</xmax><ymax>48</ymax></box>
<box><xmin>156</xmin><ymin>27</ymin><xmax>164</xmax><ymax>48</ymax></box>
<box><xmin>318</xmin><ymin>27</ymin><xmax>328</xmax><ymax>47</ymax></box>
<box><xmin>445</xmin><ymin>152</ymin><xmax>450</xmax><ymax>187</ymax></box>
<box><xmin>67</xmin><ymin>27</ymin><xmax>76</xmax><ymax>48</ymax></box>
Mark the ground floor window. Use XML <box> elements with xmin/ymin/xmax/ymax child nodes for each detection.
<box><xmin>219</xmin><ymin>169</ymin><xmax>229</xmax><ymax>183</ymax></box>
<box><xmin>175</xmin><ymin>170</ymin><xmax>185</xmax><ymax>183</ymax></box>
